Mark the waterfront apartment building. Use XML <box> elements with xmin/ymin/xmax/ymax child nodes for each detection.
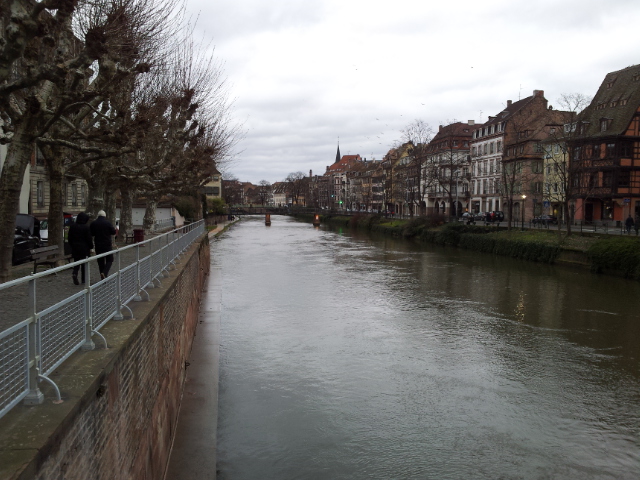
<box><xmin>569</xmin><ymin>65</ymin><xmax>640</xmax><ymax>224</ymax></box>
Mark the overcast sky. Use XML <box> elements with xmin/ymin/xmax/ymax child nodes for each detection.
<box><xmin>186</xmin><ymin>0</ymin><xmax>640</xmax><ymax>185</ymax></box>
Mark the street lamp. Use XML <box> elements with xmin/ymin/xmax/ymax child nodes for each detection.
<box><xmin>521</xmin><ymin>194</ymin><xmax>527</xmax><ymax>230</ymax></box>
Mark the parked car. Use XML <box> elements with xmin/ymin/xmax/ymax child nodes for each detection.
<box><xmin>13</xmin><ymin>214</ymin><xmax>41</xmax><ymax>265</ymax></box>
<box><xmin>462</xmin><ymin>212</ymin><xmax>475</xmax><ymax>224</ymax></box>
<box><xmin>490</xmin><ymin>211</ymin><xmax>505</xmax><ymax>222</ymax></box>
<box><xmin>533</xmin><ymin>215</ymin><xmax>557</xmax><ymax>225</ymax></box>
<box><xmin>474</xmin><ymin>212</ymin><xmax>486</xmax><ymax>221</ymax></box>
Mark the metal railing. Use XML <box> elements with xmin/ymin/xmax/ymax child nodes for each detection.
<box><xmin>0</xmin><ymin>220</ymin><xmax>205</xmax><ymax>420</ymax></box>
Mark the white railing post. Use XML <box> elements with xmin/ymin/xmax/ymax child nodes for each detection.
<box><xmin>81</xmin><ymin>260</ymin><xmax>95</xmax><ymax>351</ymax></box>
<box><xmin>23</xmin><ymin>278</ymin><xmax>43</xmax><ymax>405</ymax></box>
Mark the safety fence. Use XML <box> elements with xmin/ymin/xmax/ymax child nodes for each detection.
<box><xmin>0</xmin><ymin>220</ymin><xmax>205</xmax><ymax>420</ymax></box>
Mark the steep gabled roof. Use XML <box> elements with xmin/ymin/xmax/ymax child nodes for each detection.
<box><xmin>578</xmin><ymin>64</ymin><xmax>640</xmax><ymax>138</ymax></box>
<box><xmin>325</xmin><ymin>154</ymin><xmax>362</xmax><ymax>174</ymax></box>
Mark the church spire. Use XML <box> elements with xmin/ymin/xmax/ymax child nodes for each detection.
<box><xmin>335</xmin><ymin>139</ymin><xmax>341</xmax><ymax>164</ymax></box>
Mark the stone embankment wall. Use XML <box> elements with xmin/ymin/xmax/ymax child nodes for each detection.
<box><xmin>0</xmin><ymin>236</ymin><xmax>210</xmax><ymax>480</ymax></box>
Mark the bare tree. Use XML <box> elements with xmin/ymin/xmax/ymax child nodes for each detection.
<box><xmin>542</xmin><ymin>93</ymin><xmax>593</xmax><ymax>235</ymax></box>
<box><xmin>0</xmin><ymin>0</ymin><xmax>184</xmax><ymax>281</ymax></box>
<box><xmin>285</xmin><ymin>171</ymin><xmax>307</xmax><ymax>206</ymax></box>
<box><xmin>398</xmin><ymin>119</ymin><xmax>433</xmax><ymax>216</ymax></box>
<box><xmin>258</xmin><ymin>180</ymin><xmax>271</xmax><ymax>206</ymax></box>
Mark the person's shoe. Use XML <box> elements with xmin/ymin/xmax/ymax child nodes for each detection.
<box><xmin>72</xmin><ymin>274</ymin><xmax>79</xmax><ymax>285</ymax></box>
<box><xmin>100</xmin><ymin>273</ymin><xmax>105</xmax><ymax>280</ymax></box>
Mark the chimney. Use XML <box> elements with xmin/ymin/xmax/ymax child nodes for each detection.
<box><xmin>533</xmin><ymin>89</ymin><xmax>544</xmax><ymax>97</ymax></box>
<box><xmin>507</xmin><ymin>100</ymin><xmax>512</xmax><ymax>107</ymax></box>
<box><xmin>309</xmin><ymin>169</ymin><xmax>312</xmax><ymax>177</ymax></box>
<box><xmin>468</xmin><ymin>120</ymin><xmax>475</xmax><ymax>126</ymax></box>
<box><xmin>326</xmin><ymin>166</ymin><xmax>329</xmax><ymax>172</ymax></box>
<box><xmin>439</xmin><ymin>125</ymin><xmax>443</xmax><ymax>131</ymax></box>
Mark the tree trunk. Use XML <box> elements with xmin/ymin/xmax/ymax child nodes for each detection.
<box><xmin>86</xmin><ymin>174</ymin><xmax>106</xmax><ymax>220</ymax></box>
<box><xmin>0</xmin><ymin>123</ymin><xmax>36</xmax><ymax>282</ymax></box>
<box><xmin>45</xmin><ymin>145</ymin><xmax>66</xmax><ymax>249</ymax></box>
<box><xmin>143</xmin><ymin>197</ymin><xmax>157</xmax><ymax>232</ymax></box>
<box><xmin>104</xmin><ymin>187</ymin><xmax>117</xmax><ymax>225</ymax></box>
<box><xmin>119</xmin><ymin>187</ymin><xmax>134</xmax><ymax>242</ymax></box>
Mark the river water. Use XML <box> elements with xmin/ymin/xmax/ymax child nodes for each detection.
<box><xmin>214</xmin><ymin>216</ymin><xmax>640</xmax><ymax>480</ymax></box>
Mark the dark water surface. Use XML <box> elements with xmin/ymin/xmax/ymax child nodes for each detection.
<box><xmin>215</xmin><ymin>216</ymin><xmax>640</xmax><ymax>480</ymax></box>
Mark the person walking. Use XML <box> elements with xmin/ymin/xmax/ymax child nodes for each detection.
<box><xmin>625</xmin><ymin>215</ymin><xmax>634</xmax><ymax>234</ymax></box>
<box><xmin>90</xmin><ymin>210</ymin><xmax>116</xmax><ymax>279</ymax></box>
<box><xmin>68</xmin><ymin>212</ymin><xmax>93</xmax><ymax>285</ymax></box>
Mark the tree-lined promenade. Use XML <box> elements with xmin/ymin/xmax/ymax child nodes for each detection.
<box><xmin>0</xmin><ymin>0</ymin><xmax>240</xmax><ymax>282</ymax></box>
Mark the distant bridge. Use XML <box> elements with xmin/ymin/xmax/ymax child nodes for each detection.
<box><xmin>229</xmin><ymin>206</ymin><xmax>317</xmax><ymax>216</ymax></box>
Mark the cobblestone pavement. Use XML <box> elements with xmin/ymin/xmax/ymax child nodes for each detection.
<box><xmin>0</xmin><ymin>231</ymin><xmax>177</xmax><ymax>333</ymax></box>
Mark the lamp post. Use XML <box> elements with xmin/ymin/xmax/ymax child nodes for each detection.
<box><xmin>521</xmin><ymin>194</ymin><xmax>527</xmax><ymax>231</ymax></box>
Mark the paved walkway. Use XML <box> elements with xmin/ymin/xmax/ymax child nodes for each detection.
<box><xmin>0</xmin><ymin>225</ymin><xmax>217</xmax><ymax>334</ymax></box>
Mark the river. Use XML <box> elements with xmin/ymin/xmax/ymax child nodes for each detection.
<box><xmin>214</xmin><ymin>215</ymin><xmax>640</xmax><ymax>480</ymax></box>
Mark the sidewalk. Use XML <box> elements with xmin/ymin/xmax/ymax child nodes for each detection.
<box><xmin>1</xmin><ymin>226</ymin><xmax>188</xmax><ymax>333</ymax></box>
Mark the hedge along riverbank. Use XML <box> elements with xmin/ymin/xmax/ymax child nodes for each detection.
<box><xmin>294</xmin><ymin>213</ymin><xmax>640</xmax><ymax>280</ymax></box>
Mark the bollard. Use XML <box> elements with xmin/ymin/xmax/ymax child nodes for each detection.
<box><xmin>265</xmin><ymin>214</ymin><xmax>271</xmax><ymax>226</ymax></box>
<box><xmin>313</xmin><ymin>214</ymin><xmax>321</xmax><ymax>227</ymax></box>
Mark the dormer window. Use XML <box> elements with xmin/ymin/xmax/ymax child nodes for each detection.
<box><xmin>600</xmin><ymin>118</ymin><xmax>612</xmax><ymax>132</ymax></box>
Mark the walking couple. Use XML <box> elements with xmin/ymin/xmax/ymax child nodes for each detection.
<box><xmin>68</xmin><ymin>210</ymin><xmax>116</xmax><ymax>285</ymax></box>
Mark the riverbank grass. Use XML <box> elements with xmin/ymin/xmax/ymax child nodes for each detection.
<box><xmin>302</xmin><ymin>213</ymin><xmax>640</xmax><ymax>279</ymax></box>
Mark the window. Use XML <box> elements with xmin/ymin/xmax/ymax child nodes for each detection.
<box><xmin>546</xmin><ymin>165</ymin><xmax>551</xmax><ymax>175</ymax></box>
<box><xmin>592</xmin><ymin>144</ymin><xmax>600</xmax><ymax>158</ymax></box>
<box><xmin>602</xmin><ymin>171</ymin><xmax>613</xmax><ymax>188</ymax></box>
<box><xmin>606</xmin><ymin>143</ymin><xmax>615</xmax><ymax>157</ymax></box>
<box><xmin>81</xmin><ymin>184</ymin><xmax>86</xmax><ymax>206</ymax></box>
<box><xmin>483</xmin><ymin>144</ymin><xmax>488</xmax><ymax>155</ymax></box>
<box><xmin>463</xmin><ymin>141</ymin><xmax>469</xmax><ymax>147</ymax></box>
<box><xmin>37</xmin><ymin>181</ymin><xmax>44</xmax><ymax>207</ymax></box>
<box><xmin>490</xmin><ymin>143</ymin><xmax>494</xmax><ymax>154</ymax></box>
<box><xmin>619</xmin><ymin>171</ymin><xmax>630</xmax><ymax>187</ymax></box>
<box><xmin>534</xmin><ymin>143</ymin><xmax>543</xmax><ymax>153</ymax></box>
<box><xmin>620</xmin><ymin>143</ymin><xmax>631</xmax><ymax>157</ymax></box>
<box><xmin>497</xmin><ymin>141</ymin><xmax>502</xmax><ymax>152</ymax></box>
<box><xmin>534</xmin><ymin>182</ymin><xmax>542</xmax><ymax>193</ymax></box>
<box><xmin>72</xmin><ymin>184</ymin><xmax>78</xmax><ymax>206</ymax></box>
<box><xmin>532</xmin><ymin>161</ymin><xmax>543</xmax><ymax>173</ymax></box>
<box><xmin>600</xmin><ymin>119</ymin><xmax>611</xmax><ymax>132</ymax></box>
<box><xmin>453</xmin><ymin>140</ymin><xmax>459</xmax><ymax>147</ymax></box>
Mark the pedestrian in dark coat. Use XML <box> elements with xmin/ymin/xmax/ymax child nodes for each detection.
<box><xmin>68</xmin><ymin>212</ymin><xmax>93</xmax><ymax>285</ymax></box>
<box><xmin>625</xmin><ymin>215</ymin><xmax>634</xmax><ymax>234</ymax></box>
<box><xmin>90</xmin><ymin>210</ymin><xmax>116</xmax><ymax>279</ymax></box>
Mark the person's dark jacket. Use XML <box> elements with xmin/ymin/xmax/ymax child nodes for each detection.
<box><xmin>90</xmin><ymin>216</ymin><xmax>116</xmax><ymax>252</ymax></box>
<box><xmin>68</xmin><ymin>212</ymin><xmax>93</xmax><ymax>261</ymax></box>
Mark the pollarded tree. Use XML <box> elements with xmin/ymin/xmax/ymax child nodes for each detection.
<box><xmin>0</xmin><ymin>0</ymin><xmax>183</xmax><ymax>281</ymax></box>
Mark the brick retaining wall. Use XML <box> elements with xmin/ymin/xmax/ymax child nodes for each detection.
<box><xmin>0</xmin><ymin>235</ymin><xmax>210</xmax><ymax>480</ymax></box>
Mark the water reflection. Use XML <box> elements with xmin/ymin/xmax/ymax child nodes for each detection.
<box><xmin>215</xmin><ymin>216</ymin><xmax>640</xmax><ymax>479</ymax></box>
